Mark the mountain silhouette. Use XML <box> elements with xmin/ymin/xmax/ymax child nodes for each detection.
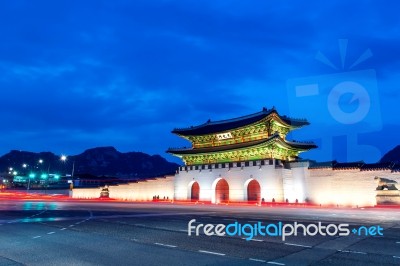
<box><xmin>0</xmin><ymin>147</ymin><xmax>179</xmax><ymax>179</ymax></box>
<box><xmin>381</xmin><ymin>145</ymin><xmax>400</xmax><ymax>163</ymax></box>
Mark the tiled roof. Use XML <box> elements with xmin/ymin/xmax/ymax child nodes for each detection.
<box><xmin>308</xmin><ymin>160</ymin><xmax>364</xmax><ymax>169</ymax></box>
<box><xmin>360</xmin><ymin>162</ymin><xmax>395</xmax><ymax>171</ymax></box>
<box><xmin>172</xmin><ymin>107</ymin><xmax>309</xmax><ymax>136</ymax></box>
<box><xmin>309</xmin><ymin>160</ymin><xmax>400</xmax><ymax>172</ymax></box>
<box><xmin>308</xmin><ymin>160</ymin><xmax>335</xmax><ymax>169</ymax></box>
<box><xmin>167</xmin><ymin>134</ymin><xmax>316</xmax><ymax>155</ymax></box>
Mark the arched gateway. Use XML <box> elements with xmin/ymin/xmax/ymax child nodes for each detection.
<box><xmin>247</xmin><ymin>179</ymin><xmax>261</xmax><ymax>203</ymax></box>
<box><xmin>215</xmin><ymin>179</ymin><xmax>229</xmax><ymax>204</ymax></box>
<box><xmin>191</xmin><ymin>182</ymin><xmax>200</xmax><ymax>201</ymax></box>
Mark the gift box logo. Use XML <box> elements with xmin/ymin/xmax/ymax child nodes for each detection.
<box><xmin>287</xmin><ymin>40</ymin><xmax>381</xmax><ymax>162</ymax></box>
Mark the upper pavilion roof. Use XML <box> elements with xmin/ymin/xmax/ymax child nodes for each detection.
<box><xmin>171</xmin><ymin>107</ymin><xmax>309</xmax><ymax>136</ymax></box>
<box><xmin>167</xmin><ymin>133</ymin><xmax>317</xmax><ymax>155</ymax></box>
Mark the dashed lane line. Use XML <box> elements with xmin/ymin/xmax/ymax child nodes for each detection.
<box><xmin>47</xmin><ymin>232</ymin><xmax>55</xmax><ymax>235</ymax></box>
<box><xmin>241</xmin><ymin>238</ymin><xmax>263</xmax><ymax>242</ymax></box>
<box><xmin>32</xmin><ymin>236</ymin><xmax>41</xmax><ymax>239</ymax></box>
<box><xmin>337</xmin><ymin>250</ymin><xmax>367</xmax><ymax>255</ymax></box>
<box><xmin>249</xmin><ymin>258</ymin><xmax>266</xmax><ymax>262</ymax></box>
<box><xmin>284</xmin><ymin>243</ymin><xmax>312</xmax><ymax>248</ymax></box>
<box><xmin>198</xmin><ymin>250</ymin><xmax>226</xmax><ymax>256</ymax></box>
<box><xmin>267</xmin><ymin>262</ymin><xmax>285</xmax><ymax>265</ymax></box>
<box><xmin>154</xmin><ymin>242</ymin><xmax>177</xmax><ymax>248</ymax></box>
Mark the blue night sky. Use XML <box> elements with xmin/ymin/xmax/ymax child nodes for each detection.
<box><xmin>0</xmin><ymin>0</ymin><xmax>399</xmax><ymax>164</ymax></box>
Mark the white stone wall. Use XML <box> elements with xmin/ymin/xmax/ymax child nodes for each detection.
<box><xmin>71</xmin><ymin>162</ymin><xmax>400</xmax><ymax>207</ymax></box>
<box><xmin>72</xmin><ymin>176</ymin><xmax>174</xmax><ymax>201</ymax></box>
<box><xmin>305</xmin><ymin>168</ymin><xmax>400</xmax><ymax>207</ymax></box>
<box><xmin>71</xmin><ymin>187</ymin><xmax>103</xmax><ymax>199</ymax></box>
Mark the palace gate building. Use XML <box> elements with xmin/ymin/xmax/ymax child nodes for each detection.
<box><xmin>167</xmin><ymin>107</ymin><xmax>316</xmax><ymax>204</ymax></box>
<box><xmin>72</xmin><ymin>107</ymin><xmax>400</xmax><ymax>207</ymax></box>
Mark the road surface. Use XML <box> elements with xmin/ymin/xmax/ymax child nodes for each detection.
<box><xmin>0</xmin><ymin>200</ymin><xmax>399</xmax><ymax>265</ymax></box>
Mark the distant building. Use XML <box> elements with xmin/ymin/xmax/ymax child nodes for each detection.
<box><xmin>72</xmin><ymin>108</ymin><xmax>400</xmax><ymax>206</ymax></box>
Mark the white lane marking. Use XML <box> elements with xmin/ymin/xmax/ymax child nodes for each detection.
<box><xmin>69</xmin><ymin>225</ymin><xmax>74</xmax><ymax>227</ymax></box>
<box><xmin>393</xmin><ymin>256</ymin><xmax>400</xmax><ymax>259</ymax></box>
<box><xmin>285</xmin><ymin>243</ymin><xmax>312</xmax><ymax>248</ymax></box>
<box><xmin>396</xmin><ymin>241</ymin><xmax>400</xmax><ymax>244</ymax></box>
<box><xmin>223</xmin><ymin>218</ymin><xmax>236</xmax><ymax>221</ymax></box>
<box><xmin>249</xmin><ymin>258</ymin><xmax>266</xmax><ymax>262</ymax></box>
<box><xmin>337</xmin><ymin>250</ymin><xmax>367</xmax><ymax>255</ymax></box>
<box><xmin>179</xmin><ymin>229</ymin><xmax>187</xmax><ymax>232</ymax></box>
<box><xmin>47</xmin><ymin>232</ymin><xmax>55</xmax><ymax>235</ymax></box>
<box><xmin>75</xmin><ymin>222</ymin><xmax>81</xmax><ymax>225</ymax></box>
<box><xmin>60</xmin><ymin>228</ymin><xmax>67</xmax><ymax>231</ymax></box>
<box><xmin>198</xmin><ymin>250</ymin><xmax>225</xmax><ymax>256</ymax></box>
<box><xmin>242</xmin><ymin>238</ymin><xmax>263</xmax><ymax>242</ymax></box>
<box><xmin>154</xmin><ymin>242</ymin><xmax>177</xmax><ymax>248</ymax></box>
<box><xmin>32</xmin><ymin>236</ymin><xmax>41</xmax><ymax>239</ymax></box>
<box><xmin>267</xmin><ymin>262</ymin><xmax>285</xmax><ymax>265</ymax></box>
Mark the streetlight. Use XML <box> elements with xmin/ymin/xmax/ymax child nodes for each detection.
<box><xmin>61</xmin><ymin>155</ymin><xmax>75</xmax><ymax>189</ymax></box>
<box><xmin>22</xmin><ymin>164</ymin><xmax>28</xmax><ymax>186</ymax></box>
<box><xmin>40</xmin><ymin>173</ymin><xmax>48</xmax><ymax>193</ymax></box>
<box><xmin>60</xmin><ymin>155</ymin><xmax>75</xmax><ymax>177</ymax></box>
<box><xmin>28</xmin><ymin>173</ymin><xmax>36</xmax><ymax>190</ymax></box>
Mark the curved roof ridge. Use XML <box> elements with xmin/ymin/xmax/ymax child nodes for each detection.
<box><xmin>173</xmin><ymin>108</ymin><xmax>272</xmax><ymax>131</ymax></box>
<box><xmin>172</xmin><ymin>107</ymin><xmax>309</xmax><ymax>135</ymax></box>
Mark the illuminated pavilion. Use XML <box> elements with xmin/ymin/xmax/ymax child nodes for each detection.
<box><xmin>167</xmin><ymin>107</ymin><xmax>316</xmax><ymax>165</ymax></box>
<box><xmin>167</xmin><ymin>107</ymin><xmax>316</xmax><ymax>204</ymax></box>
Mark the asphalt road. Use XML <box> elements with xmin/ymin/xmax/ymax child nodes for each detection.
<box><xmin>0</xmin><ymin>201</ymin><xmax>399</xmax><ymax>266</ymax></box>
